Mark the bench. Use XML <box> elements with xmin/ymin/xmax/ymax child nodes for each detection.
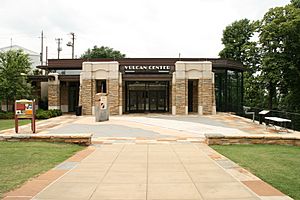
<box><xmin>265</xmin><ymin>117</ymin><xmax>292</xmax><ymax>132</ymax></box>
<box><xmin>243</xmin><ymin>106</ymin><xmax>255</xmax><ymax>122</ymax></box>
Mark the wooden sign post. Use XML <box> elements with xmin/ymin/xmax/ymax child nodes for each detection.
<box><xmin>15</xmin><ymin>99</ymin><xmax>36</xmax><ymax>133</ymax></box>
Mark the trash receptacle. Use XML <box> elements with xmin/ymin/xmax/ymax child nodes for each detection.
<box><xmin>75</xmin><ymin>106</ymin><xmax>82</xmax><ymax>116</ymax></box>
<box><xmin>95</xmin><ymin>93</ymin><xmax>109</xmax><ymax>122</ymax></box>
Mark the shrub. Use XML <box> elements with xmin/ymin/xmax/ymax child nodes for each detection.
<box><xmin>36</xmin><ymin>109</ymin><xmax>51</xmax><ymax>119</ymax></box>
<box><xmin>0</xmin><ymin>111</ymin><xmax>14</xmax><ymax>119</ymax></box>
<box><xmin>35</xmin><ymin>109</ymin><xmax>62</xmax><ymax>119</ymax></box>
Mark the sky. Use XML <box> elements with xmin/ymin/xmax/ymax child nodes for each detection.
<box><xmin>0</xmin><ymin>0</ymin><xmax>290</xmax><ymax>61</ymax></box>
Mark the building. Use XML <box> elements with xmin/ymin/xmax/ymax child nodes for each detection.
<box><xmin>0</xmin><ymin>45</ymin><xmax>45</xmax><ymax>111</ymax></box>
<box><xmin>0</xmin><ymin>45</ymin><xmax>40</xmax><ymax>71</ymax></box>
<box><xmin>34</xmin><ymin>58</ymin><xmax>244</xmax><ymax>115</ymax></box>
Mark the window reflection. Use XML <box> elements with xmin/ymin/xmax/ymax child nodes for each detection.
<box><xmin>214</xmin><ymin>69</ymin><xmax>243</xmax><ymax>113</ymax></box>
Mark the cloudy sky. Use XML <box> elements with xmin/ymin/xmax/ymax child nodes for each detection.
<box><xmin>0</xmin><ymin>0</ymin><xmax>290</xmax><ymax>60</ymax></box>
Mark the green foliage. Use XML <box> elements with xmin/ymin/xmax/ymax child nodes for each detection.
<box><xmin>0</xmin><ymin>111</ymin><xmax>14</xmax><ymax>119</ymax></box>
<box><xmin>0</xmin><ymin>50</ymin><xmax>32</xmax><ymax>110</ymax></box>
<box><xmin>260</xmin><ymin>3</ymin><xmax>300</xmax><ymax>111</ymax></box>
<box><xmin>0</xmin><ymin>142</ymin><xmax>84</xmax><ymax>197</ymax></box>
<box><xmin>291</xmin><ymin>0</ymin><xmax>300</xmax><ymax>8</ymax></box>
<box><xmin>0</xmin><ymin>119</ymin><xmax>31</xmax><ymax>131</ymax></box>
<box><xmin>81</xmin><ymin>45</ymin><xmax>126</xmax><ymax>59</ymax></box>
<box><xmin>212</xmin><ymin>144</ymin><xmax>300</xmax><ymax>200</ymax></box>
<box><xmin>35</xmin><ymin>109</ymin><xmax>62</xmax><ymax>119</ymax></box>
<box><xmin>219</xmin><ymin>19</ymin><xmax>262</xmax><ymax>108</ymax></box>
<box><xmin>219</xmin><ymin>1</ymin><xmax>300</xmax><ymax>112</ymax></box>
<box><xmin>219</xmin><ymin>19</ymin><xmax>259</xmax><ymax>62</ymax></box>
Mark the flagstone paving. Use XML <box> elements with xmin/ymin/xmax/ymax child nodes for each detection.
<box><xmin>1</xmin><ymin>113</ymin><xmax>298</xmax><ymax>200</ymax></box>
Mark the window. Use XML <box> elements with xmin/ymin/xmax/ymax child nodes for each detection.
<box><xmin>96</xmin><ymin>80</ymin><xmax>107</xmax><ymax>93</ymax></box>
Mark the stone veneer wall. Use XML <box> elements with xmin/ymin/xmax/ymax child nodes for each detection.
<box><xmin>0</xmin><ymin>134</ymin><xmax>92</xmax><ymax>146</ymax></box>
<box><xmin>201</xmin><ymin>79</ymin><xmax>214</xmax><ymax>115</ymax></box>
<box><xmin>205</xmin><ymin>135</ymin><xmax>300</xmax><ymax>146</ymax></box>
<box><xmin>108</xmin><ymin>79</ymin><xmax>119</xmax><ymax>115</ymax></box>
<box><xmin>175</xmin><ymin>79</ymin><xmax>187</xmax><ymax>115</ymax></box>
<box><xmin>48</xmin><ymin>73</ymin><xmax>60</xmax><ymax>110</ymax></box>
<box><xmin>81</xmin><ymin>79</ymin><xmax>93</xmax><ymax>115</ymax></box>
<box><xmin>173</xmin><ymin>61</ymin><xmax>215</xmax><ymax>115</ymax></box>
<box><xmin>80</xmin><ymin>61</ymin><xmax>120</xmax><ymax>115</ymax></box>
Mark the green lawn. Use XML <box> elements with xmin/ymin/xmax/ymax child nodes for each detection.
<box><xmin>0</xmin><ymin>119</ymin><xmax>31</xmax><ymax>131</ymax></box>
<box><xmin>0</xmin><ymin>142</ymin><xmax>85</xmax><ymax>197</ymax></box>
<box><xmin>211</xmin><ymin>144</ymin><xmax>300</xmax><ymax>200</ymax></box>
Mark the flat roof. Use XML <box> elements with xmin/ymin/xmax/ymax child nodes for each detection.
<box><xmin>38</xmin><ymin>58</ymin><xmax>244</xmax><ymax>71</ymax></box>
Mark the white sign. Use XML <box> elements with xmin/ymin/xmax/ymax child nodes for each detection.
<box><xmin>100</xmin><ymin>96</ymin><xmax>107</xmax><ymax>110</ymax></box>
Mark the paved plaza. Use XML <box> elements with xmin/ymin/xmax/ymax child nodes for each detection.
<box><xmin>1</xmin><ymin>113</ymin><xmax>297</xmax><ymax>200</ymax></box>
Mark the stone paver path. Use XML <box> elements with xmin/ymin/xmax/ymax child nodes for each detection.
<box><xmin>32</xmin><ymin>143</ymin><xmax>260</xmax><ymax>200</ymax></box>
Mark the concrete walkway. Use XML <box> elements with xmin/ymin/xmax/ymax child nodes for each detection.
<box><xmin>32</xmin><ymin>143</ymin><xmax>260</xmax><ymax>200</ymax></box>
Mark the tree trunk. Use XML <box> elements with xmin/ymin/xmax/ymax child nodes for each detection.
<box><xmin>268</xmin><ymin>83</ymin><xmax>275</xmax><ymax>110</ymax></box>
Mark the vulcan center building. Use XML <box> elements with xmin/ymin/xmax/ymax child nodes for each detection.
<box><xmin>33</xmin><ymin>58</ymin><xmax>244</xmax><ymax>115</ymax></box>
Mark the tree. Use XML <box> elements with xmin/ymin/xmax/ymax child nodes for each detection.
<box><xmin>0</xmin><ymin>49</ymin><xmax>32</xmax><ymax>111</ymax></box>
<box><xmin>259</xmin><ymin>2</ymin><xmax>300</xmax><ymax>111</ymax></box>
<box><xmin>219</xmin><ymin>19</ymin><xmax>262</xmax><ymax>107</ymax></box>
<box><xmin>291</xmin><ymin>0</ymin><xmax>300</xmax><ymax>8</ymax></box>
<box><xmin>219</xmin><ymin>0</ymin><xmax>300</xmax><ymax>112</ymax></box>
<box><xmin>81</xmin><ymin>46</ymin><xmax>126</xmax><ymax>59</ymax></box>
<box><xmin>219</xmin><ymin>19</ymin><xmax>258</xmax><ymax>62</ymax></box>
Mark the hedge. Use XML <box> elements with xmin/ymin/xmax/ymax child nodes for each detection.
<box><xmin>35</xmin><ymin>109</ymin><xmax>62</xmax><ymax>119</ymax></box>
<box><xmin>0</xmin><ymin>109</ymin><xmax>62</xmax><ymax>120</ymax></box>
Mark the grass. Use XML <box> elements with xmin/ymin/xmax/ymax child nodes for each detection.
<box><xmin>0</xmin><ymin>142</ymin><xmax>85</xmax><ymax>197</ymax></box>
<box><xmin>0</xmin><ymin>119</ymin><xmax>31</xmax><ymax>131</ymax></box>
<box><xmin>211</xmin><ymin>144</ymin><xmax>300</xmax><ymax>200</ymax></box>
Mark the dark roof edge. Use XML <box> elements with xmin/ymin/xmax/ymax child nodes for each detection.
<box><xmin>37</xmin><ymin>58</ymin><xmax>244</xmax><ymax>71</ymax></box>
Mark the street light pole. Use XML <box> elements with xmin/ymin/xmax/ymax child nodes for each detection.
<box><xmin>67</xmin><ymin>32</ymin><xmax>75</xmax><ymax>59</ymax></box>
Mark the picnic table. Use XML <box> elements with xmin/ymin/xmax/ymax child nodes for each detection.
<box><xmin>265</xmin><ymin>117</ymin><xmax>292</xmax><ymax>132</ymax></box>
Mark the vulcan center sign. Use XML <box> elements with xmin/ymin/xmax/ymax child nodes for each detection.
<box><xmin>121</xmin><ymin>65</ymin><xmax>173</xmax><ymax>73</ymax></box>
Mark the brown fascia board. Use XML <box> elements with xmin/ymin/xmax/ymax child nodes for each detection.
<box><xmin>37</xmin><ymin>58</ymin><xmax>244</xmax><ymax>71</ymax></box>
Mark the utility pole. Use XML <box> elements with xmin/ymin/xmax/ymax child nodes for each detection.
<box><xmin>55</xmin><ymin>38</ymin><xmax>62</xmax><ymax>59</ymax></box>
<box><xmin>67</xmin><ymin>32</ymin><xmax>75</xmax><ymax>59</ymax></box>
<box><xmin>46</xmin><ymin>46</ymin><xmax>48</xmax><ymax>66</ymax></box>
<box><xmin>40</xmin><ymin>31</ymin><xmax>44</xmax><ymax>65</ymax></box>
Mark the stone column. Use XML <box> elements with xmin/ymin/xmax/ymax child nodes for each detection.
<box><xmin>172</xmin><ymin>72</ymin><xmax>176</xmax><ymax>115</ymax></box>
<box><xmin>174</xmin><ymin>62</ymin><xmax>188</xmax><ymax>115</ymax></box>
<box><xmin>118</xmin><ymin>72</ymin><xmax>123</xmax><ymax>115</ymax></box>
<box><xmin>80</xmin><ymin>63</ymin><xmax>94</xmax><ymax>115</ymax></box>
<box><xmin>48</xmin><ymin>73</ymin><xmax>60</xmax><ymax>110</ymax></box>
<box><xmin>202</xmin><ymin>78</ymin><xmax>213</xmax><ymax>115</ymax></box>
<box><xmin>108</xmin><ymin>79</ymin><xmax>119</xmax><ymax>115</ymax></box>
<box><xmin>80</xmin><ymin>61</ymin><xmax>120</xmax><ymax>116</ymax></box>
<box><xmin>81</xmin><ymin>79</ymin><xmax>93</xmax><ymax>115</ymax></box>
<box><xmin>176</xmin><ymin>61</ymin><xmax>215</xmax><ymax>115</ymax></box>
<box><xmin>212</xmin><ymin>72</ymin><xmax>217</xmax><ymax>114</ymax></box>
<box><xmin>107</xmin><ymin>62</ymin><xmax>120</xmax><ymax>115</ymax></box>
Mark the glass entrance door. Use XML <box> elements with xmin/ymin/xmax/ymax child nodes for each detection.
<box><xmin>137</xmin><ymin>91</ymin><xmax>146</xmax><ymax>111</ymax></box>
<box><xmin>126</xmin><ymin>81</ymin><xmax>169</xmax><ymax>113</ymax></box>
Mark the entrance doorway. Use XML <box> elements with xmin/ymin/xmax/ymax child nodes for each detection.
<box><xmin>125</xmin><ymin>81</ymin><xmax>169</xmax><ymax>113</ymax></box>
<box><xmin>188</xmin><ymin>80</ymin><xmax>198</xmax><ymax>113</ymax></box>
<box><xmin>68</xmin><ymin>82</ymin><xmax>79</xmax><ymax>112</ymax></box>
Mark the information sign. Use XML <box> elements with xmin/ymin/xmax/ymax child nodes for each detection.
<box><xmin>15</xmin><ymin>99</ymin><xmax>36</xmax><ymax>133</ymax></box>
